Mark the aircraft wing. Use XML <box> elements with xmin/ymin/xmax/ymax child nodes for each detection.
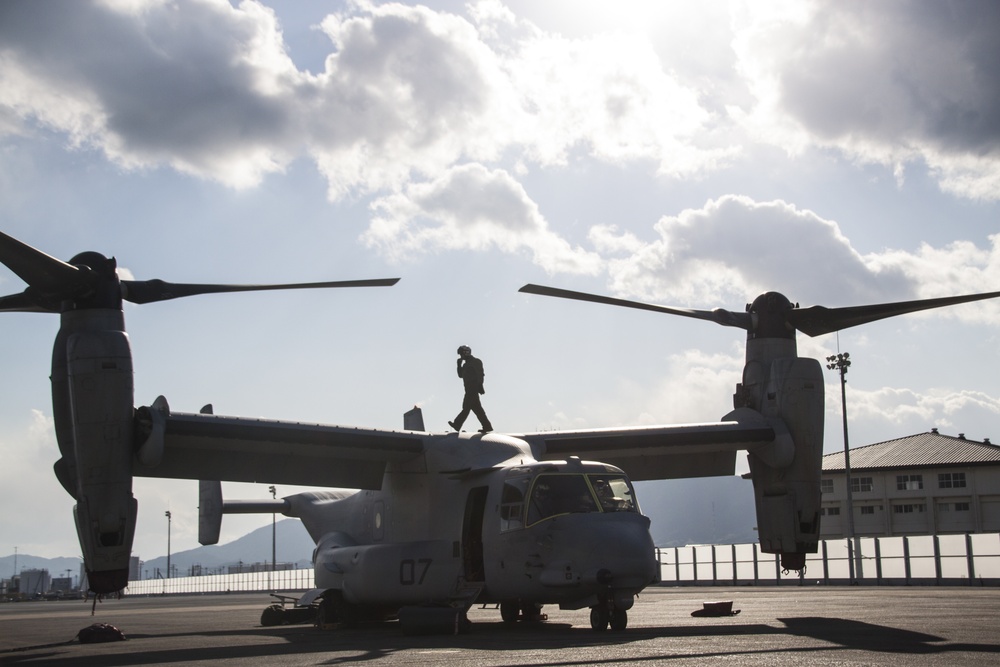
<box><xmin>134</xmin><ymin>408</ymin><xmax>427</xmax><ymax>489</ymax></box>
<box><xmin>515</xmin><ymin>417</ymin><xmax>776</xmax><ymax>481</ymax></box>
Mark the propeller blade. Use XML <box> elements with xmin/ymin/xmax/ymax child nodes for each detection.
<box><xmin>121</xmin><ymin>277</ymin><xmax>400</xmax><ymax>305</ymax></box>
<box><xmin>519</xmin><ymin>284</ymin><xmax>751</xmax><ymax>330</ymax></box>
<box><xmin>0</xmin><ymin>230</ymin><xmax>91</xmax><ymax>297</ymax></box>
<box><xmin>0</xmin><ymin>291</ymin><xmax>56</xmax><ymax>313</ymax></box>
<box><xmin>790</xmin><ymin>290</ymin><xmax>1000</xmax><ymax>337</ymax></box>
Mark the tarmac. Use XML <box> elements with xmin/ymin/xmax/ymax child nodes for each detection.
<box><xmin>2</xmin><ymin>585</ymin><xmax>999</xmax><ymax>666</ymax></box>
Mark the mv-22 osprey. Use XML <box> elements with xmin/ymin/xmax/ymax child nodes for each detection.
<box><xmin>2</xmin><ymin>228</ymin><xmax>998</xmax><ymax>632</ymax></box>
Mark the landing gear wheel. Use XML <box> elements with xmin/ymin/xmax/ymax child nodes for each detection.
<box><xmin>590</xmin><ymin>605</ymin><xmax>609</xmax><ymax>631</ymax></box>
<box><xmin>609</xmin><ymin>608</ymin><xmax>628</xmax><ymax>631</ymax></box>
<box><xmin>316</xmin><ymin>594</ymin><xmax>339</xmax><ymax>629</ymax></box>
<box><xmin>500</xmin><ymin>601</ymin><xmax>519</xmax><ymax>624</ymax></box>
<box><xmin>521</xmin><ymin>602</ymin><xmax>544</xmax><ymax>623</ymax></box>
<box><xmin>260</xmin><ymin>604</ymin><xmax>284</xmax><ymax>627</ymax></box>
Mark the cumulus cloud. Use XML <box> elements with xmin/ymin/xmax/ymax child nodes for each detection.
<box><xmin>588</xmin><ymin>195</ymin><xmax>1000</xmax><ymax>323</ymax></box>
<box><xmin>363</xmin><ymin>163</ymin><xmax>601</xmax><ymax>274</ymax></box>
<box><xmin>593</xmin><ymin>195</ymin><xmax>909</xmax><ymax>306</ymax></box>
<box><xmin>732</xmin><ymin>0</ymin><xmax>1000</xmax><ymax>199</ymax></box>
<box><xmin>0</xmin><ymin>0</ymin><xmax>728</xmax><ymax>198</ymax></box>
<box><xmin>841</xmin><ymin>384</ymin><xmax>1000</xmax><ymax>444</ymax></box>
<box><xmin>307</xmin><ymin>1</ymin><xmax>521</xmax><ymax>198</ymax></box>
<box><xmin>0</xmin><ymin>0</ymin><xmax>302</xmax><ymax>187</ymax></box>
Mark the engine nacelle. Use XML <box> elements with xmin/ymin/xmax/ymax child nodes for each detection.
<box><xmin>744</xmin><ymin>356</ymin><xmax>824</xmax><ymax>570</ymax></box>
<box><xmin>66</xmin><ymin>329</ymin><xmax>137</xmax><ymax>594</ymax></box>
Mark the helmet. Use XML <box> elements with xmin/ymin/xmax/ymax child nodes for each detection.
<box><xmin>457</xmin><ymin>345</ymin><xmax>471</xmax><ymax>355</ymax></box>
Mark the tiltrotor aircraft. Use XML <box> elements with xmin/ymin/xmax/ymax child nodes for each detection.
<box><xmin>2</xmin><ymin>228</ymin><xmax>998</xmax><ymax>633</ymax></box>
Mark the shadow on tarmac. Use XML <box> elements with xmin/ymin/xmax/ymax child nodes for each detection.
<box><xmin>3</xmin><ymin>616</ymin><xmax>999</xmax><ymax>666</ymax></box>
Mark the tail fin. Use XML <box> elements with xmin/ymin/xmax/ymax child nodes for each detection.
<box><xmin>199</xmin><ymin>480</ymin><xmax>224</xmax><ymax>546</ymax></box>
<box><xmin>404</xmin><ymin>405</ymin><xmax>425</xmax><ymax>431</ymax></box>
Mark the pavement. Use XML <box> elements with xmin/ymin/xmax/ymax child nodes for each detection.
<box><xmin>2</xmin><ymin>586</ymin><xmax>999</xmax><ymax>666</ymax></box>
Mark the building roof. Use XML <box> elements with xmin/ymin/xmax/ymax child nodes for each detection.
<box><xmin>823</xmin><ymin>430</ymin><xmax>1000</xmax><ymax>472</ymax></box>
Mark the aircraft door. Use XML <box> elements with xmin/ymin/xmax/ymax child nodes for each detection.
<box><xmin>462</xmin><ymin>486</ymin><xmax>488</xmax><ymax>582</ymax></box>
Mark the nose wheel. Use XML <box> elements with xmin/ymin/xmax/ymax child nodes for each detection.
<box><xmin>589</xmin><ymin>603</ymin><xmax>628</xmax><ymax>631</ymax></box>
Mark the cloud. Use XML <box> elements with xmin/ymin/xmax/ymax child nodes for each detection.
<box><xmin>732</xmin><ymin>0</ymin><xmax>1000</xmax><ymax>199</ymax></box>
<box><xmin>0</xmin><ymin>410</ymin><xmax>79</xmax><ymax>556</ymax></box>
<box><xmin>0</xmin><ymin>0</ymin><xmax>732</xmax><ymax>198</ymax></box>
<box><xmin>843</xmin><ymin>384</ymin><xmax>1000</xmax><ymax>443</ymax></box>
<box><xmin>593</xmin><ymin>195</ymin><xmax>909</xmax><ymax>306</ymax></box>
<box><xmin>587</xmin><ymin>195</ymin><xmax>1000</xmax><ymax>323</ymax></box>
<box><xmin>363</xmin><ymin>163</ymin><xmax>601</xmax><ymax>274</ymax></box>
<box><xmin>308</xmin><ymin>1</ymin><xmax>520</xmax><ymax>198</ymax></box>
<box><xmin>0</xmin><ymin>0</ymin><xmax>302</xmax><ymax>187</ymax></box>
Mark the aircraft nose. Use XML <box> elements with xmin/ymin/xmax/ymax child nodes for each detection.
<box><xmin>542</xmin><ymin>514</ymin><xmax>657</xmax><ymax>589</ymax></box>
<box><xmin>583</xmin><ymin>518</ymin><xmax>657</xmax><ymax>586</ymax></box>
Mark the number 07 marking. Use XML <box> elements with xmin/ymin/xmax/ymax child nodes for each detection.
<box><xmin>399</xmin><ymin>558</ymin><xmax>432</xmax><ymax>585</ymax></box>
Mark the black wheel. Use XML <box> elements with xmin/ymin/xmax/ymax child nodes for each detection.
<box><xmin>590</xmin><ymin>606</ymin><xmax>609</xmax><ymax>631</ymax></box>
<box><xmin>260</xmin><ymin>604</ymin><xmax>284</xmax><ymax>627</ymax></box>
<box><xmin>500</xmin><ymin>601</ymin><xmax>519</xmax><ymax>624</ymax></box>
<box><xmin>609</xmin><ymin>608</ymin><xmax>628</xmax><ymax>631</ymax></box>
<box><xmin>316</xmin><ymin>593</ymin><xmax>340</xmax><ymax>628</ymax></box>
<box><xmin>521</xmin><ymin>602</ymin><xmax>543</xmax><ymax>623</ymax></box>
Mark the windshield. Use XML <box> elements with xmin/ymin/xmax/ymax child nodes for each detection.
<box><xmin>523</xmin><ymin>473</ymin><xmax>638</xmax><ymax>526</ymax></box>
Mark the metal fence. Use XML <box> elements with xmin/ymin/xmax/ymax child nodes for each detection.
<box><xmin>656</xmin><ymin>532</ymin><xmax>1000</xmax><ymax>586</ymax></box>
<box><xmin>124</xmin><ymin>533</ymin><xmax>1000</xmax><ymax>595</ymax></box>
<box><xmin>126</xmin><ymin>567</ymin><xmax>314</xmax><ymax>596</ymax></box>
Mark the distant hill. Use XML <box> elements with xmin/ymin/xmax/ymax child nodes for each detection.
<box><xmin>0</xmin><ymin>554</ymin><xmax>83</xmax><ymax>581</ymax></box>
<box><xmin>139</xmin><ymin>519</ymin><xmax>316</xmax><ymax>578</ymax></box>
<box><xmin>636</xmin><ymin>476</ymin><xmax>758</xmax><ymax>547</ymax></box>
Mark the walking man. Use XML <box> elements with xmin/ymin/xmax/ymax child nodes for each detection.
<box><xmin>449</xmin><ymin>345</ymin><xmax>493</xmax><ymax>433</ymax></box>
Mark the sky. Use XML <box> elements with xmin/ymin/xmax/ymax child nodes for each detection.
<box><xmin>1</xmin><ymin>0</ymin><xmax>999</xmax><ymax>563</ymax></box>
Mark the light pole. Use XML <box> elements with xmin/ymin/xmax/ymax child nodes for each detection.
<box><xmin>826</xmin><ymin>352</ymin><xmax>858</xmax><ymax>582</ymax></box>
<box><xmin>269</xmin><ymin>486</ymin><xmax>277</xmax><ymax>576</ymax></box>
<box><xmin>165</xmin><ymin>510</ymin><xmax>172</xmax><ymax>579</ymax></box>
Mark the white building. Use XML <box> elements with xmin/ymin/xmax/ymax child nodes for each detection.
<box><xmin>20</xmin><ymin>569</ymin><xmax>51</xmax><ymax>596</ymax></box>
<box><xmin>820</xmin><ymin>429</ymin><xmax>1000</xmax><ymax>539</ymax></box>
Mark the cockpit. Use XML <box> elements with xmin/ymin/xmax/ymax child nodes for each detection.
<box><xmin>499</xmin><ymin>463</ymin><xmax>639</xmax><ymax>531</ymax></box>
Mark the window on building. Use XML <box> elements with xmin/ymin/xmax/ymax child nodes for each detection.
<box><xmin>892</xmin><ymin>503</ymin><xmax>926</xmax><ymax>514</ymax></box>
<box><xmin>896</xmin><ymin>474</ymin><xmax>923</xmax><ymax>491</ymax></box>
<box><xmin>860</xmin><ymin>506</ymin><xmax>876</xmax><ymax>515</ymax></box>
<box><xmin>821</xmin><ymin>479</ymin><xmax>833</xmax><ymax>494</ymax></box>
<box><xmin>821</xmin><ymin>507</ymin><xmax>840</xmax><ymax>516</ymax></box>
<box><xmin>851</xmin><ymin>476</ymin><xmax>873</xmax><ymax>493</ymax></box>
<box><xmin>938</xmin><ymin>472</ymin><xmax>967</xmax><ymax>489</ymax></box>
<box><xmin>940</xmin><ymin>501</ymin><xmax>971</xmax><ymax>512</ymax></box>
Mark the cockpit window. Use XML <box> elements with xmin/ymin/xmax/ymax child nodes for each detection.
<box><xmin>589</xmin><ymin>474</ymin><xmax>637</xmax><ymax>513</ymax></box>
<box><xmin>499</xmin><ymin>475</ymin><xmax>530</xmax><ymax>532</ymax></box>
<box><xmin>526</xmin><ymin>474</ymin><xmax>597</xmax><ymax>525</ymax></box>
<box><xmin>521</xmin><ymin>473</ymin><xmax>639</xmax><ymax>526</ymax></box>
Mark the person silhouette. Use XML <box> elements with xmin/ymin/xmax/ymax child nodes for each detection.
<box><xmin>448</xmin><ymin>345</ymin><xmax>493</xmax><ymax>433</ymax></box>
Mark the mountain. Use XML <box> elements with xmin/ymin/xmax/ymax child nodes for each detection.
<box><xmin>1</xmin><ymin>554</ymin><xmax>83</xmax><ymax>581</ymax></box>
<box><xmin>636</xmin><ymin>476</ymin><xmax>758</xmax><ymax>547</ymax></box>
<box><xmin>139</xmin><ymin>519</ymin><xmax>316</xmax><ymax>578</ymax></box>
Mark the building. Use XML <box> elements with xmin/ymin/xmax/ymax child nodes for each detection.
<box><xmin>19</xmin><ymin>569</ymin><xmax>51</xmax><ymax>596</ymax></box>
<box><xmin>820</xmin><ymin>429</ymin><xmax>1000</xmax><ymax>539</ymax></box>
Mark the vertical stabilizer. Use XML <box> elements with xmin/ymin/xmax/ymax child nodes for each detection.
<box><xmin>404</xmin><ymin>406</ymin><xmax>425</xmax><ymax>431</ymax></box>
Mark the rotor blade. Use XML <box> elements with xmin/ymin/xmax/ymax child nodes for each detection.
<box><xmin>0</xmin><ymin>230</ymin><xmax>88</xmax><ymax>294</ymax></box>
<box><xmin>519</xmin><ymin>284</ymin><xmax>751</xmax><ymax>330</ymax></box>
<box><xmin>0</xmin><ymin>291</ymin><xmax>57</xmax><ymax>313</ymax></box>
<box><xmin>121</xmin><ymin>277</ymin><xmax>400</xmax><ymax>305</ymax></box>
<box><xmin>790</xmin><ymin>290</ymin><xmax>1000</xmax><ymax>337</ymax></box>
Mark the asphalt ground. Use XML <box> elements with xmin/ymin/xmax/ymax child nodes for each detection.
<box><xmin>2</xmin><ymin>586</ymin><xmax>999</xmax><ymax>666</ymax></box>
